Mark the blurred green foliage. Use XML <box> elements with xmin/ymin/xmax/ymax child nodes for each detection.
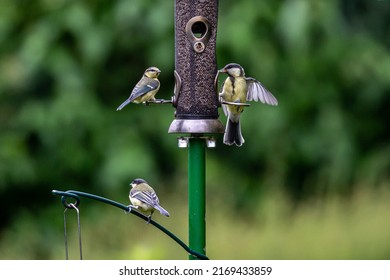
<box><xmin>0</xmin><ymin>0</ymin><xmax>390</xmax><ymax>259</ymax></box>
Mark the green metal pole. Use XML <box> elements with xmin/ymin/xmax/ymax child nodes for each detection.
<box><xmin>188</xmin><ymin>136</ymin><xmax>206</xmax><ymax>260</ymax></box>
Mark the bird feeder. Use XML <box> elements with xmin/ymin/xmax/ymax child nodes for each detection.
<box><xmin>169</xmin><ymin>0</ymin><xmax>224</xmax><ymax>134</ymax></box>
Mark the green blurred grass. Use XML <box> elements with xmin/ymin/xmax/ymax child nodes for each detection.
<box><xmin>1</xmin><ymin>185</ymin><xmax>389</xmax><ymax>260</ymax></box>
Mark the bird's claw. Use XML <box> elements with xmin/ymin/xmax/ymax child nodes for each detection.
<box><xmin>125</xmin><ymin>205</ymin><xmax>138</xmax><ymax>214</ymax></box>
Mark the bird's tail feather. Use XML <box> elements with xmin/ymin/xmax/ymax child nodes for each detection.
<box><xmin>224</xmin><ymin>118</ymin><xmax>244</xmax><ymax>147</ymax></box>
<box><xmin>155</xmin><ymin>205</ymin><xmax>170</xmax><ymax>217</ymax></box>
<box><xmin>116</xmin><ymin>99</ymin><xmax>131</xmax><ymax>111</ymax></box>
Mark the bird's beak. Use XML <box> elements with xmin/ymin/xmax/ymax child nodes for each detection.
<box><xmin>218</xmin><ymin>68</ymin><xmax>227</xmax><ymax>73</ymax></box>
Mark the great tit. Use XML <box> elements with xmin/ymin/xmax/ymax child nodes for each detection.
<box><xmin>116</xmin><ymin>67</ymin><xmax>161</xmax><ymax>111</ymax></box>
<box><xmin>218</xmin><ymin>63</ymin><xmax>278</xmax><ymax>146</ymax></box>
<box><xmin>128</xmin><ymin>178</ymin><xmax>170</xmax><ymax>223</ymax></box>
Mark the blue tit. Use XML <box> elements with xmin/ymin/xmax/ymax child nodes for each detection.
<box><xmin>116</xmin><ymin>67</ymin><xmax>161</xmax><ymax>111</ymax></box>
<box><xmin>219</xmin><ymin>63</ymin><xmax>278</xmax><ymax>147</ymax></box>
<box><xmin>129</xmin><ymin>178</ymin><xmax>170</xmax><ymax>223</ymax></box>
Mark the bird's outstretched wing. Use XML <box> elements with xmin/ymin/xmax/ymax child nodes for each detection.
<box><xmin>130</xmin><ymin>189</ymin><xmax>160</xmax><ymax>207</ymax></box>
<box><xmin>246</xmin><ymin>77</ymin><xmax>278</xmax><ymax>106</ymax></box>
<box><xmin>129</xmin><ymin>78</ymin><xmax>160</xmax><ymax>102</ymax></box>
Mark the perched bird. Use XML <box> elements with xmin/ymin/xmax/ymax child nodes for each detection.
<box><xmin>128</xmin><ymin>178</ymin><xmax>170</xmax><ymax>223</ymax></box>
<box><xmin>218</xmin><ymin>63</ymin><xmax>278</xmax><ymax>146</ymax></box>
<box><xmin>116</xmin><ymin>67</ymin><xmax>161</xmax><ymax>111</ymax></box>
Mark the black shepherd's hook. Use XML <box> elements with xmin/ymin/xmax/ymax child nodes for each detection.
<box><xmin>52</xmin><ymin>189</ymin><xmax>209</xmax><ymax>260</ymax></box>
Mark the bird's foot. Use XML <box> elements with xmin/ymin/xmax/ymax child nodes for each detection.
<box><xmin>125</xmin><ymin>205</ymin><xmax>137</xmax><ymax>214</ymax></box>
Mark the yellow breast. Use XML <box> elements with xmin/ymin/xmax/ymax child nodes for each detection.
<box><xmin>222</xmin><ymin>77</ymin><xmax>247</xmax><ymax>103</ymax></box>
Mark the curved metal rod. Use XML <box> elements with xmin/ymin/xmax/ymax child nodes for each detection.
<box><xmin>221</xmin><ymin>100</ymin><xmax>251</xmax><ymax>107</ymax></box>
<box><xmin>143</xmin><ymin>99</ymin><xmax>173</xmax><ymax>105</ymax></box>
<box><xmin>52</xmin><ymin>189</ymin><xmax>209</xmax><ymax>260</ymax></box>
<box><xmin>173</xmin><ymin>70</ymin><xmax>182</xmax><ymax>107</ymax></box>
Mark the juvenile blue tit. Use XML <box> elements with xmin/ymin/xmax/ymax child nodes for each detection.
<box><xmin>219</xmin><ymin>63</ymin><xmax>278</xmax><ymax>147</ymax></box>
<box><xmin>116</xmin><ymin>67</ymin><xmax>161</xmax><ymax>111</ymax></box>
<box><xmin>129</xmin><ymin>178</ymin><xmax>170</xmax><ymax>223</ymax></box>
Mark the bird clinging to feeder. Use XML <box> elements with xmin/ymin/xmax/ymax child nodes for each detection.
<box><xmin>218</xmin><ymin>63</ymin><xmax>278</xmax><ymax>147</ymax></box>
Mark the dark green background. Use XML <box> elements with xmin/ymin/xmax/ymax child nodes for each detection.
<box><xmin>1</xmin><ymin>0</ymin><xmax>390</xmax><ymax>259</ymax></box>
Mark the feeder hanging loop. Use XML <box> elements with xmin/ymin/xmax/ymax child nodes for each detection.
<box><xmin>61</xmin><ymin>192</ymin><xmax>80</xmax><ymax>209</ymax></box>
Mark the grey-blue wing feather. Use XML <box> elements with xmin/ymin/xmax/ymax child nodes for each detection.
<box><xmin>130</xmin><ymin>189</ymin><xmax>160</xmax><ymax>207</ymax></box>
<box><xmin>129</xmin><ymin>78</ymin><xmax>159</xmax><ymax>102</ymax></box>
